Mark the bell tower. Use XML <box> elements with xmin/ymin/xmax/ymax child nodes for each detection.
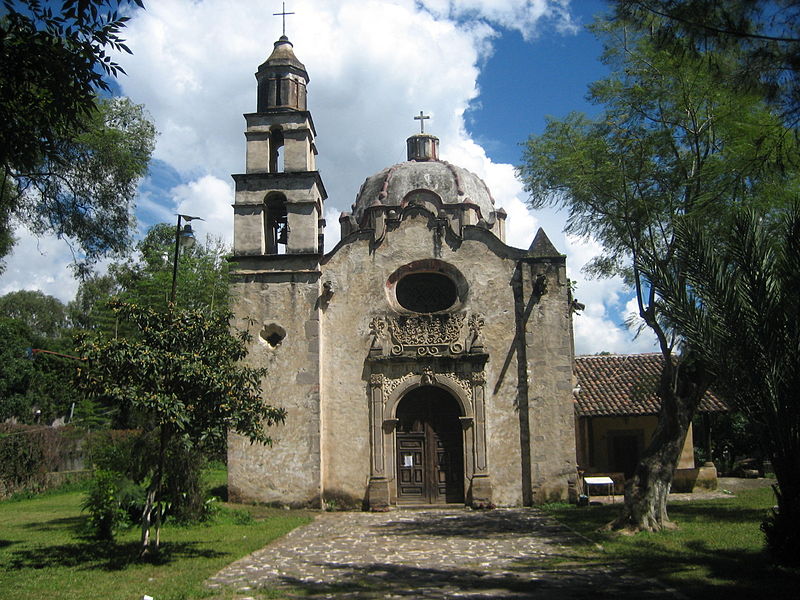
<box><xmin>232</xmin><ymin>35</ymin><xmax>326</xmax><ymax>255</ymax></box>
<box><xmin>228</xmin><ymin>31</ymin><xmax>327</xmax><ymax>507</ymax></box>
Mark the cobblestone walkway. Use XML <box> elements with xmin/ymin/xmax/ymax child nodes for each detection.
<box><xmin>207</xmin><ymin>508</ymin><xmax>681</xmax><ymax>599</ymax></box>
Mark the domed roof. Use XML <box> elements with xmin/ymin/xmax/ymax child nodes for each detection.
<box><xmin>257</xmin><ymin>35</ymin><xmax>307</xmax><ymax>78</ymax></box>
<box><xmin>352</xmin><ymin>152</ymin><xmax>496</xmax><ymax>225</ymax></box>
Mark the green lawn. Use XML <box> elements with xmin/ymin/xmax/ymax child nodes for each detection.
<box><xmin>540</xmin><ymin>487</ymin><xmax>800</xmax><ymax>600</ymax></box>
<box><xmin>0</xmin><ymin>481</ymin><xmax>312</xmax><ymax>600</ymax></box>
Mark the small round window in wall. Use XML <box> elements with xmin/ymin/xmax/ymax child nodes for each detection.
<box><xmin>396</xmin><ymin>272</ymin><xmax>458</xmax><ymax>313</ymax></box>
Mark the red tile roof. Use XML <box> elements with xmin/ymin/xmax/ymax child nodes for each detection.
<box><xmin>574</xmin><ymin>353</ymin><xmax>728</xmax><ymax>417</ymax></box>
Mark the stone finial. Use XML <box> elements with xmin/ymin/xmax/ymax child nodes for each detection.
<box><xmin>407</xmin><ymin>134</ymin><xmax>439</xmax><ymax>161</ymax></box>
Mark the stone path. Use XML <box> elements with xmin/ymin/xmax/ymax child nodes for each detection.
<box><xmin>207</xmin><ymin>508</ymin><xmax>681</xmax><ymax>599</ymax></box>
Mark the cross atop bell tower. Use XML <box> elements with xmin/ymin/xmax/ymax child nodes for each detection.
<box><xmin>273</xmin><ymin>1</ymin><xmax>294</xmax><ymax>37</ymax></box>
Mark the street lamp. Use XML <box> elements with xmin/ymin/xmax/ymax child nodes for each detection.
<box><xmin>170</xmin><ymin>213</ymin><xmax>203</xmax><ymax>304</ymax></box>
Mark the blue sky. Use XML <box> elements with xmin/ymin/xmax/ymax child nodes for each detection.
<box><xmin>467</xmin><ymin>2</ymin><xmax>610</xmax><ymax>164</ymax></box>
<box><xmin>0</xmin><ymin>0</ymin><xmax>658</xmax><ymax>355</ymax></box>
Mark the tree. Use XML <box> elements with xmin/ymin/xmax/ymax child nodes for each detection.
<box><xmin>613</xmin><ymin>1</ymin><xmax>800</xmax><ymax>126</ymax></box>
<box><xmin>0</xmin><ymin>290</ymin><xmax>68</xmax><ymax>338</ymax></box>
<box><xmin>76</xmin><ymin>301</ymin><xmax>285</xmax><ymax>554</ymax></box>
<box><xmin>68</xmin><ymin>223</ymin><xmax>231</xmax><ymax>342</ymax></box>
<box><xmin>1</xmin><ymin>0</ymin><xmax>144</xmax><ymax>174</ymax></box>
<box><xmin>0</xmin><ymin>293</ymin><xmax>85</xmax><ymax>424</ymax></box>
<box><xmin>109</xmin><ymin>222</ymin><xmax>230</xmax><ymax>313</ymax></box>
<box><xmin>0</xmin><ymin>318</ymin><xmax>37</xmax><ymax>422</ymax></box>
<box><xmin>517</xmin><ymin>20</ymin><xmax>798</xmax><ymax>531</ymax></box>
<box><xmin>5</xmin><ymin>96</ymin><xmax>156</xmax><ymax>274</ymax></box>
<box><xmin>66</xmin><ymin>274</ymin><xmax>118</xmax><ymax>331</ymax></box>
<box><xmin>1</xmin><ymin>1</ymin><xmax>153</xmax><ymax>272</ymax></box>
<box><xmin>643</xmin><ymin>208</ymin><xmax>800</xmax><ymax>564</ymax></box>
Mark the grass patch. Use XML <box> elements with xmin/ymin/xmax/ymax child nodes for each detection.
<box><xmin>0</xmin><ymin>486</ymin><xmax>313</xmax><ymax>600</ymax></box>
<box><xmin>540</xmin><ymin>487</ymin><xmax>800</xmax><ymax>599</ymax></box>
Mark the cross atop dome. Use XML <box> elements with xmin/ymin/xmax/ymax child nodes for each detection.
<box><xmin>414</xmin><ymin>111</ymin><xmax>430</xmax><ymax>134</ymax></box>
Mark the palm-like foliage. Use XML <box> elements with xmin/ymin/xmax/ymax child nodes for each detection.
<box><xmin>642</xmin><ymin>207</ymin><xmax>800</xmax><ymax>564</ymax></box>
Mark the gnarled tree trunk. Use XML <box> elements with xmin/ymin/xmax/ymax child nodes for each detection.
<box><xmin>609</xmin><ymin>353</ymin><xmax>709</xmax><ymax>532</ymax></box>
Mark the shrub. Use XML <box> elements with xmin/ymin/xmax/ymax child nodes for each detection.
<box><xmin>82</xmin><ymin>470</ymin><xmax>130</xmax><ymax>540</ymax></box>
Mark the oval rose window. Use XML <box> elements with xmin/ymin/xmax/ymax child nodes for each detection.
<box><xmin>395</xmin><ymin>272</ymin><xmax>458</xmax><ymax>313</ymax></box>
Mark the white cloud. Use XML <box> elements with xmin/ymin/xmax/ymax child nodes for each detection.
<box><xmin>171</xmin><ymin>175</ymin><xmax>234</xmax><ymax>247</ymax></box>
<box><xmin>0</xmin><ymin>0</ymin><xmax>659</xmax><ymax>357</ymax></box>
<box><xmin>116</xmin><ymin>0</ymin><xmax>573</xmax><ymax>219</ymax></box>
<box><xmin>565</xmin><ymin>234</ymin><xmax>659</xmax><ymax>355</ymax></box>
<box><xmin>0</xmin><ymin>226</ymin><xmax>83</xmax><ymax>304</ymax></box>
<box><xmin>419</xmin><ymin>0</ymin><xmax>578</xmax><ymax>39</ymax></box>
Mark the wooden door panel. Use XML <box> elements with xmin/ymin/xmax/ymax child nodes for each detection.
<box><xmin>395</xmin><ymin>387</ymin><xmax>464</xmax><ymax>504</ymax></box>
<box><xmin>397</xmin><ymin>435</ymin><xmax>426</xmax><ymax>500</ymax></box>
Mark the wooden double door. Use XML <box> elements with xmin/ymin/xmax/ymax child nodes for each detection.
<box><xmin>395</xmin><ymin>386</ymin><xmax>464</xmax><ymax>504</ymax></box>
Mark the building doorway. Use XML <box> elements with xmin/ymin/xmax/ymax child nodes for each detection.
<box><xmin>395</xmin><ymin>386</ymin><xmax>464</xmax><ymax>504</ymax></box>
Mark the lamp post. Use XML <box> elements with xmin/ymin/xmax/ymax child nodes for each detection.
<box><xmin>170</xmin><ymin>214</ymin><xmax>203</xmax><ymax>304</ymax></box>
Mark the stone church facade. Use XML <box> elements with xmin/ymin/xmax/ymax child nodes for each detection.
<box><xmin>228</xmin><ymin>35</ymin><xmax>578</xmax><ymax>509</ymax></box>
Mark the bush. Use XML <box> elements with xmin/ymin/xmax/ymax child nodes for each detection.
<box><xmin>84</xmin><ymin>429</ymin><xmax>213</xmax><ymax>524</ymax></box>
<box><xmin>82</xmin><ymin>470</ymin><xmax>130</xmax><ymax>540</ymax></box>
<box><xmin>162</xmin><ymin>445</ymin><xmax>209</xmax><ymax>523</ymax></box>
<box><xmin>761</xmin><ymin>484</ymin><xmax>800</xmax><ymax>567</ymax></box>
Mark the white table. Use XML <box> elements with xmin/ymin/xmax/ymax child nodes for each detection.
<box><xmin>583</xmin><ymin>476</ymin><xmax>615</xmax><ymax>501</ymax></box>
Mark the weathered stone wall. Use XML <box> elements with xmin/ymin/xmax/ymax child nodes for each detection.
<box><xmin>318</xmin><ymin>212</ymin><xmax>576</xmax><ymax>506</ymax></box>
<box><xmin>228</xmin><ymin>211</ymin><xmax>577</xmax><ymax>508</ymax></box>
<box><xmin>519</xmin><ymin>260</ymin><xmax>578</xmax><ymax>503</ymax></box>
<box><xmin>228</xmin><ymin>261</ymin><xmax>323</xmax><ymax>507</ymax></box>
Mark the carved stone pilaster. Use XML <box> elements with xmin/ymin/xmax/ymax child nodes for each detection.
<box><xmin>367</xmin><ymin>371</ymin><xmax>391</xmax><ymax>510</ymax></box>
<box><xmin>369</xmin><ymin>374</ymin><xmax>385</xmax><ymax>477</ymax></box>
<box><xmin>469</xmin><ymin>368</ymin><xmax>492</xmax><ymax>506</ymax></box>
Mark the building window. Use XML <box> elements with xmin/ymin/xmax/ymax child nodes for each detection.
<box><xmin>396</xmin><ymin>273</ymin><xmax>457</xmax><ymax>313</ymax></box>
<box><xmin>387</xmin><ymin>259</ymin><xmax>467</xmax><ymax>314</ymax></box>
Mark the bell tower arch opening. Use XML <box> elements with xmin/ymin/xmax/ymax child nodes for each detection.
<box><xmin>395</xmin><ymin>386</ymin><xmax>465</xmax><ymax>504</ymax></box>
<box><xmin>264</xmin><ymin>193</ymin><xmax>288</xmax><ymax>254</ymax></box>
<box><xmin>269</xmin><ymin>128</ymin><xmax>285</xmax><ymax>173</ymax></box>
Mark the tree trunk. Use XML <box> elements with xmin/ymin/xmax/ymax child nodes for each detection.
<box><xmin>140</xmin><ymin>425</ymin><xmax>168</xmax><ymax>556</ymax></box>
<box><xmin>140</xmin><ymin>487</ymin><xmax>156</xmax><ymax>553</ymax></box>
<box><xmin>609</xmin><ymin>353</ymin><xmax>709</xmax><ymax>532</ymax></box>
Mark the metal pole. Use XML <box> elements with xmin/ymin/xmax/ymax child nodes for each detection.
<box><xmin>170</xmin><ymin>214</ymin><xmax>183</xmax><ymax>305</ymax></box>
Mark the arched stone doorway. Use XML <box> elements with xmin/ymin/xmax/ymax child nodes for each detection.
<box><xmin>395</xmin><ymin>386</ymin><xmax>464</xmax><ymax>504</ymax></box>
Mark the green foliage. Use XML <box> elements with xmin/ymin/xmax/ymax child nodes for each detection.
<box><xmin>614</xmin><ymin>1</ymin><xmax>800</xmax><ymax>126</ymax></box>
<box><xmin>9</xmin><ymin>96</ymin><xmax>156</xmax><ymax>274</ymax></box>
<box><xmin>0</xmin><ymin>1</ymin><xmax>145</xmax><ymax>176</ymax></box>
<box><xmin>85</xmin><ymin>429</ymin><xmax>148</xmax><ymax>475</ymax></box>
<box><xmin>109</xmin><ymin>222</ymin><xmax>231</xmax><ymax>313</ymax></box>
<box><xmin>0</xmin><ymin>290</ymin><xmax>68</xmax><ymax>337</ymax></box>
<box><xmin>76</xmin><ymin>301</ymin><xmax>285</xmax><ymax>551</ymax></box>
<box><xmin>82</xmin><ymin>469</ymin><xmax>132</xmax><ymax>540</ymax></box>
<box><xmin>643</xmin><ymin>207</ymin><xmax>800</xmax><ymax>565</ymax></box>
<box><xmin>518</xmin><ymin>17</ymin><xmax>799</xmax><ymax>530</ymax></box>
<box><xmin>66</xmin><ymin>274</ymin><xmax>118</xmax><ymax>331</ymax></box>
<box><xmin>69</xmin><ymin>223</ymin><xmax>231</xmax><ymax>338</ymax></box>
<box><xmin>0</xmin><ymin>317</ymin><xmax>36</xmax><ymax>421</ymax></box>
<box><xmin>0</xmin><ymin>300</ymin><xmax>86</xmax><ymax>424</ymax></box>
<box><xmin>1</xmin><ymin>0</ymin><xmax>152</xmax><ymax>271</ymax></box>
<box><xmin>76</xmin><ymin>301</ymin><xmax>283</xmax><ymax>453</ymax></box>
